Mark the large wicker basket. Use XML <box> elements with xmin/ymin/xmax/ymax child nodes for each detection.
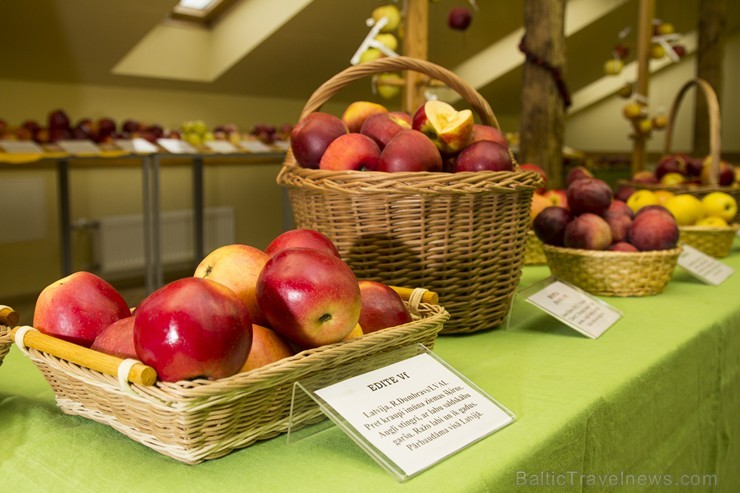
<box><xmin>13</xmin><ymin>289</ymin><xmax>448</xmax><ymax>464</ymax></box>
<box><xmin>620</xmin><ymin>78</ymin><xmax>740</xmax><ymax>222</ymax></box>
<box><xmin>542</xmin><ymin>245</ymin><xmax>681</xmax><ymax>297</ymax></box>
<box><xmin>679</xmin><ymin>224</ymin><xmax>739</xmax><ymax>258</ymax></box>
<box><xmin>0</xmin><ymin>305</ymin><xmax>18</xmax><ymax>367</ymax></box>
<box><xmin>278</xmin><ymin>56</ymin><xmax>543</xmax><ymax>334</ymax></box>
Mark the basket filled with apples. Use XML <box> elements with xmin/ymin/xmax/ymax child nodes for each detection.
<box><xmin>11</xmin><ymin>229</ymin><xmax>449</xmax><ymax>464</ymax></box>
<box><xmin>278</xmin><ymin>56</ymin><xmax>543</xmax><ymax>334</ymax></box>
<box><xmin>0</xmin><ymin>305</ymin><xmax>18</xmax><ymax>367</ymax></box>
<box><xmin>619</xmin><ymin>78</ymin><xmax>740</xmax><ymax>223</ymax></box>
<box><xmin>534</xmin><ymin>175</ymin><xmax>682</xmax><ymax>297</ymax></box>
<box><xmin>526</xmin><ymin>164</ymin><xmax>571</xmax><ymax>265</ymax></box>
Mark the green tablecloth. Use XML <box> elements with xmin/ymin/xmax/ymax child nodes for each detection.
<box><xmin>2</xmin><ymin>242</ymin><xmax>739</xmax><ymax>492</ymax></box>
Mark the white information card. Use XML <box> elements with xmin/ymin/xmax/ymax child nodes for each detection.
<box><xmin>56</xmin><ymin>139</ymin><xmax>101</xmax><ymax>154</ymax></box>
<box><xmin>156</xmin><ymin>138</ymin><xmax>198</xmax><ymax>154</ymax></box>
<box><xmin>0</xmin><ymin>140</ymin><xmax>44</xmax><ymax>153</ymax></box>
<box><xmin>678</xmin><ymin>244</ymin><xmax>734</xmax><ymax>285</ymax></box>
<box><xmin>114</xmin><ymin>138</ymin><xmax>158</xmax><ymax>154</ymax></box>
<box><xmin>302</xmin><ymin>350</ymin><xmax>514</xmax><ymax>481</ymax></box>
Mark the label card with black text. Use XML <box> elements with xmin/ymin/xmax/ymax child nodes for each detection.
<box><xmin>520</xmin><ymin>277</ymin><xmax>622</xmax><ymax>339</ymax></box>
<box><xmin>298</xmin><ymin>349</ymin><xmax>514</xmax><ymax>481</ymax></box>
<box><xmin>678</xmin><ymin>244</ymin><xmax>734</xmax><ymax>285</ymax></box>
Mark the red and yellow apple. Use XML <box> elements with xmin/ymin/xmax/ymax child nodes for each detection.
<box><xmin>563</xmin><ymin>213</ymin><xmax>613</xmax><ymax>250</ymax></box>
<box><xmin>412</xmin><ymin>100</ymin><xmax>474</xmax><ymax>154</ymax></box>
<box><xmin>358</xmin><ymin>280</ymin><xmax>412</xmax><ymax>334</ymax></box>
<box><xmin>265</xmin><ymin>229</ymin><xmax>341</xmax><ymax>258</ymax></box>
<box><xmin>453</xmin><ymin>140</ymin><xmax>513</xmax><ymax>172</ymax></box>
<box><xmin>290</xmin><ymin>112</ymin><xmax>348</xmax><ymax>169</ymax></box>
<box><xmin>319</xmin><ymin>133</ymin><xmax>381</xmax><ymax>171</ymax></box>
<box><xmin>360</xmin><ymin>112</ymin><xmax>411</xmax><ymax>150</ymax></box>
<box><xmin>628</xmin><ymin>206</ymin><xmax>679</xmax><ymax>251</ymax></box>
<box><xmin>240</xmin><ymin>324</ymin><xmax>294</xmax><ymax>372</ymax></box>
<box><xmin>90</xmin><ymin>316</ymin><xmax>137</xmax><ymax>359</ymax></box>
<box><xmin>341</xmin><ymin>101</ymin><xmax>388</xmax><ymax>133</ymax></box>
<box><xmin>378</xmin><ymin>129</ymin><xmax>443</xmax><ymax>172</ymax></box>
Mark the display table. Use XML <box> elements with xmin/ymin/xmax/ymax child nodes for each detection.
<box><xmin>2</xmin><ymin>240</ymin><xmax>739</xmax><ymax>492</ymax></box>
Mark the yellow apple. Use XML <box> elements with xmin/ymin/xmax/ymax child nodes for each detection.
<box><xmin>372</xmin><ymin>4</ymin><xmax>402</xmax><ymax>32</ymax></box>
<box><xmin>664</xmin><ymin>194</ymin><xmax>704</xmax><ymax>226</ymax></box>
<box><xmin>623</xmin><ymin>102</ymin><xmax>644</xmax><ymax>120</ymax></box>
<box><xmin>603</xmin><ymin>59</ymin><xmax>624</xmax><ymax>75</ymax></box>
<box><xmin>701</xmin><ymin>192</ymin><xmax>738</xmax><ymax>222</ymax></box>
<box><xmin>695</xmin><ymin>216</ymin><xmax>728</xmax><ymax>227</ymax></box>
<box><xmin>626</xmin><ymin>189</ymin><xmax>659</xmax><ymax>214</ymax></box>
<box><xmin>653</xmin><ymin>190</ymin><xmax>675</xmax><ymax>205</ymax></box>
<box><xmin>660</xmin><ymin>172</ymin><xmax>685</xmax><ymax>185</ymax></box>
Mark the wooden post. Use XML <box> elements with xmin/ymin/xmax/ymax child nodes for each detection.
<box><xmin>694</xmin><ymin>0</ymin><xmax>726</xmax><ymax>156</ymax></box>
<box><xmin>519</xmin><ymin>0</ymin><xmax>566</xmax><ymax>188</ymax></box>
<box><xmin>631</xmin><ymin>0</ymin><xmax>654</xmax><ymax>174</ymax></box>
<box><xmin>402</xmin><ymin>0</ymin><xmax>428</xmax><ymax>113</ymax></box>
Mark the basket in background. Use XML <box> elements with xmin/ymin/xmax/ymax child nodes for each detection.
<box><xmin>524</xmin><ymin>231</ymin><xmax>547</xmax><ymax>265</ymax></box>
<box><xmin>679</xmin><ymin>224</ymin><xmax>739</xmax><ymax>258</ymax></box>
<box><xmin>278</xmin><ymin>56</ymin><xmax>543</xmax><ymax>334</ymax></box>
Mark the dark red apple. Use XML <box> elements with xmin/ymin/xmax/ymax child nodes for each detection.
<box><xmin>533</xmin><ymin>206</ymin><xmax>573</xmax><ymax>246</ymax></box>
<box><xmin>319</xmin><ymin>133</ymin><xmax>381</xmax><ymax>171</ymax></box>
<box><xmin>655</xmin><ymin>155</ymin><xmax>685</xmax><ymax>179</ymax></box>
<box><xmin>628</xmin><ymin>207</ymin><xmax>679</xmax><ymax>251</ymax></box>
<box><xmin>565</xmin><ymin>166</ymin><xmax>594</xmax><ymax>186</ymax></box>
<box><xmin>378</xmin><ymin>129</ymin><xmax>443</xmax><ymax>172</ymax></box>
<box><xmin>47</xmin><ymin>109</ymin><xmax>71</xmax><ymax>131</ymax></box>
<box><xmin>358</xmin><ymin>280</ymin><xmax>412</xmax><ymax>334</ymax></box>
<box><xmin>122</xmin><ymin>119</ymin><xmax>141</xmax><ymax>134</ymax></box>
<box><xmin>563</xmin><ymin>213</ymin><xmax>613</xmax><ymax>250</ymax></box>
<box><xmin>134</xmin><ymin>277</ymin><xmax>252</xmax><ymax>382</ymax></box>
<box><xmin>257</xmin><ymin>248</ymin><xmax>361</xmax><ymax>348</ymax></box>
<box><xmin>265</xmin><ymin>229</ymin><xmax>340</xmax><ymax>258</ymax></box>
<box><xmin>33</xmin><ymin>271</ymin><xmax>131</xmax><ymax>347</ymax></box>
<box><xmin>448</xmin><ymin>7</ymin><xmax>472</xmax><ymax>31</ymax></box>
<box><xmin>453</xmin><ymin>140</ymin><xmax>513</xmax><ymax>172</ymax></box>
<box><xmin>566</xmin><ymin>177</ymin><xmax>613</xmax><ymax>216</ymax></box>
<box><xmin>91</xmin><ymin>316</ymin><xmax>137</xmax><ymax>359</ymax></box>
<box><xmin>360</xmin><ymin>112</ymin><xmax>411</xmax><ymax>150</ymax></box>
<box><xmin>290</xmin><ymin>112</ymin><xmax>348</xmax><ymax>169</ymax></box>
<box><xmin>614</xmin><ymin>185</ymin><xmax>635</xmax><ymax>202</ymax></box>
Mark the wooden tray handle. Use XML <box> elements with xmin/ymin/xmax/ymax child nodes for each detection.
<box><xmin>11</xmin><ymin>326</ymin><xmax>157</xmax><ymax>386</ymax></box>
<box><xmin>0</xmin><ymin>305</ymin><xmax>20</xmax><ymax>326</ymax></box>
<box><xmin>391</xmin><ymin>286</ymin><xmax>439</xmax><ymax>305</ymax></box>
<box><xmin>663</xmin><ymin>78</ymin><xmax>722</xmax><ymax>186</ymax></box>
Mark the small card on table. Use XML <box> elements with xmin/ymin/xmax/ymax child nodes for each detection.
<box><xmin>678</xmin><ymin>244</ymin><xmax>734</xmax><ymax>285</ymax></box>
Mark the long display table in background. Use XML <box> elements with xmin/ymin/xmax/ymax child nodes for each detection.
<box><xmin>1</xmin><ymin>240</ymin><xmax>739</xmax><ymax>492</ymax></box>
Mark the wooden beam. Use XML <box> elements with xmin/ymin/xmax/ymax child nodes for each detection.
<box><xmin>402</xmin><ymin>0</ymin><xmax>428</xmax><ymax>113</ymax></box>
<box><xmin>631</xmin><ymin>0</ymin><xmax>654</xmax><ymax>175</ymax></box>
<box><xmin>694</xmin><ymin>0</ymin><xmax>726</xmax><ymax>156</ymax></box>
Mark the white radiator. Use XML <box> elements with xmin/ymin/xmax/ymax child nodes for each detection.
<box><xmin>92</xmin><ymin>207</ymin><xmax>235</xmax><ymax>275</ymax></box>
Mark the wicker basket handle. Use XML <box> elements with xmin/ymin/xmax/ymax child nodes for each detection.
<box><xmin>298</xmin><ymin>56</ymin><xmax>499</xmax><ymax>129</ymax></box>
<box><xmin>663</xmin><ymin>78</ymin><xmax>721</xmax><ymax>186</ymax></box>
<box><xmin>0</xmin><ymin>305</ymin><xmax>19</xmax><ymax>326</ymax></box>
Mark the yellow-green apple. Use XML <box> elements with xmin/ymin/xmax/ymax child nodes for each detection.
<box><xmin>375</xmin><ymin>73</ymin><xmax>403</xmax><ymax>99</ymax></box>
<box><xmin>319</xmin><ymin>133</ymin><xmax>381</xmax><ymax>171</ymax></box>
<box><xmin>603</xmin><ymin>58</ymin><xmax>624</xmax><ymax>75</ymax></box>
<box><xmin>372</xmin><ymin>4</ymin><xmax>401</xmax><ymax>32</ymax></box>
<box><xmin>626</xmin><ymin>190</ymin><xmax>660</xmax><ymax>214</ymax></box>
<box><xmin>563</xmin><ymin>213</ymin><xmax>613</xmax><ymax>250</ymax></box>
<box><xmin>701</xmin><ymin>192</ymin><xmax>737</xmax><ymax>222</ymax></box>
<box><xmin>194</xmin><ymin>243</ymin><xmax>270</xmax><ymax>326</ymax></box>
<box><xmin>341</xmin><ymin>101</ymin><xmax>388</xmax><ymax>133</ymax></box>
<box><xmin>134</xmin><ymin>277</ymin><xmax>252</xmax><ymax>382</ymax></box>
<box><xmin>609</xmin><ymin>241</ymin><xmax>639</xmax><ymax>252</ymax></box>
<box><xmin>453</xmin><ymin>140</ymin><xmax>513</xmax><ymax>172</ymax></box>
<box><xmin>33</xmin><ymin>271</ymin><xmax>130</xmax><ymax>347</ymax></box>
<box><xmin>533</xmin><ymin>206</ymin><xmax>573</xmax><ymax>246</ymax></box>
<box><xmin>360</xmin><ymin>112</ymin><xmax>411</xmax><ymax>149</ymax></box>
<box><xmin>543</xmin><ymin>189</ymin><xmax>568</xmax><ymax>209</ymax></box>
<box><xmin>531</xmin><ymin>193</ymin><xmax>551</xmax><ymax>225</ymax></box>
<box><xmin>256</xmin><ymin>248</ymin><xmax>361</xmax><ymax>348</ymax></box>
<box><xmin>90</xmin><ymin>316</ymin><xmax>137</xmax><ymax>359</ymax></box>
<box><xmin>412</xmin><ymin>100</ymin><xmax>474</xmax><ymax>154</ymax></box>
<box><xmin>378</xmin><ymin>129</ymin><xmax>443</xmax><ymax>172</ymax></box>
<box><xmin>660</xmin><ymin>172</ymin><xmax>686</xmax><ymax>185</ymax></box>
<box><xmin>566</xmin><ymin>177</ymin><xmax>613</xmax><ymax>216</ymax></box>
<box><xmin>565</xmin><ymin>166</ymin><xmax>594</xmax><ymax>186</ymax></box>
<box><xmin>469</xmin><ymin>124</ymin><xmax>508</xmax><ymax>148</ymax></box>
<box><xmin>265</xmin><ymin>229</ymin><xmax>341</xmax><ymax>258</ymax></box>
<box><xmin>358</xmin><ymin>280</ymin><xmax>412</xmax><ymax>334</ymax></box>
<box><xmin>604</xmin><ymin>210</ymin><xmax>632</xmax><ymax>243</ymax></box>
<box><xmin>290</xmin><ymin>112</ymin><xmax>348</xmax><ymax>168</ymax></box>
<box><xmin>520</xmin><ymin>163</ymin><xmax>548</xmax><ymax>193</ymax></box>
<box><xmin>374</xmin><ymin>33</ymin><xmax>398</xmax><ymax>51</ymax></box>
<box><xmin>359</xmin><ymin>47</ymin><xmax>384</xmax><ymax>64</ymax></box>
<box><xmin>448</xmin><ymin>6</ymin><xmax>472</xmax><ymax>31</ymax></box>
<box><xmin>342</xmin><ymin>323</ymin><xmax>365</xmax><ymax>341</ymax></box>
<box><xmin>628</xmin><ymin>206</ymin><xmax>679</xmax><ymax>251</ymax></box>
<box><xmin>240</xmin><ymin>324</ymin><xmax>294</xmax><ymax>372</ymax></box>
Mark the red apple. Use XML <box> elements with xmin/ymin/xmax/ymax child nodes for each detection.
<box><xmin>614</xmin><ymin>185</ymin><xmax>635</xmax><ymax>202</ymax></box>
<box><xmin>448</xmin><ymin>7</ymin><xmax>472</xmax><ymax>31</ymax></box>
<box><xmin>565</xmin><ymin>166</ymin><xmax>593</xmax><ymax>186</ymax></box>
<box><xmin>412</xmin><ymin>100</ymin><xmax>474</xmax><ymax>154</ymax></box>
<box><xmin>360</xmin><ymin>112</ymin><xmax>411</xmax><ymax>150</ymax></box>
<box><xmin>520</xmin><ymin>163</ymin><xmax>548</xmax><ymax>193</ymax></box>
<box><xmin>194</xmin><ymin>244</ymin><xmax>270</xmax><ymax>326</ymax></box>
<box><xmin>388</xmin><ymin>111</ymin><xmax>412</xmax><ymax>126</ymax></box>
<box><xmin>685</xmin><ymin>157</ymin><xmax>704</xmax><ymax>177</ymax></box>
<box><xmin>469</xmin><ymin>124</ymin><xmax>508</xmax><ymax>148</ymax></box>
<box><xmin>631</xmin><ymin>170</ymin><xmax>659</xmax><ymax>184</ymax></box>
<box><xmin>563</xmin><ymin>213</ymin><xmax>613</xmax><ymax>250</ymax></box>
<box><xmin>609</xmin><ymin>241</ymin><xmax>639</xmax><ymax>252</ymax></box>
<box><xmin>319</xmin><ymin>133</ymin><xmax>381</xmax><ymax>171</ymax></box>
<box><xmin>378</xmin><ymin>129</ymin><xmax>443</xmax><ymax>172</ymax></box>
<box><xmin>33</xmin><ymin>271</ymin><xmax>131</xmax><ymax>347</ymax></box>
<box><xmin>543</xmin><ymin>189</ymin><xmax>568</xmax><ymax>209</ymax></box>
<box><xmin>655</xmin><ymin>155</ymin><xmax>685</xmax><ymax>179</ymax></box>
<box><xmin>134</xmin><ymin>277</ymin><xmax>252</xmax><ymax>382</ymax></box>
<box><xmin>341</xmin><ymin>101</ymin><xmax>388</xmax><ymax>133</ymax></box>
<box><xmin>566</xmin><ymin>177</ymin><xmax>613</xmax><ymax>216</ymax></box>
<box><xmin>47</xmin><ymin>109</ymin><xmax>71</xmax><ymax>132</ymax></box>
<box><xmin>533</xmin><ymin>206</ymin><xmax>573</xmax><ymax>246</ymax></box>
<box><xmin>604</xmin><ymin>210</ymin><xmax>632</xmax><ymax>243</ymax></box>
<box><xmin>240</xmin><ymin>324</ymin><xmax>294</xmax><ymax>372</ymax></box>
<box><xmin>628</xmin><ymin>207</ymin><xmax>679</xmax><ymax>251</ymax></box>
<box><xmin>257</xmin><ymin>248</ymin><xmax>361</xmax><ymax>348</ymax></box>
<box><xmin>90</xmin><ymin>316</ymin><xmax>137</xmax><ymax>359</ymax></box>
<box><xmin>607</xmin><ymin>199</ymin><xmax>634</xmax><ymax>218</ymax></box>
<box><xmin>265</xmin><ymin>229</ymin><xmax>341</xmax><ymax>258</ymax></box>
<box><xmin>358</xmin><ymin>280</ymin><xmax>412</xmax><ymax>334</ymax></box>
<box><xmin>290</xmin><ymin>112</ymin><xmax>348</xmax><ymax>169</ymax></box>
<box><xmin>453</xmin><ymin>140</ymin><xmax>513</xmax><ymax>172</ymax></box>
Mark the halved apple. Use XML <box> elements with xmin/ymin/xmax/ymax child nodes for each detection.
<box><xmin>412</xmin><ymin>100</ymin><xmax>474</xmax><ymax>154</ymax></box>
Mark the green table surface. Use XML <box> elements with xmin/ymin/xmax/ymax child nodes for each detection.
<box><xmin>2</xmin><ymin>241</ymin><xmax>739</xmax><ymax>492</ymax></box>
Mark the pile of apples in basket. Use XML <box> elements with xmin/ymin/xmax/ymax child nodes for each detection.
<box><xmin>32</xmin><ymin>230</ymin><xmax>413</xmax><ymax>382</ymax></box>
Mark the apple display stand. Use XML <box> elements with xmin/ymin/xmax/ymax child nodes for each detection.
<box><xmin>506</xmin><ymin>276</ymin><xmax>566</xmax><ymax>332</ymax></box>
<box><xmin>287</xmin><ymin>343</ymin><xmax>516</xmax><ymax>482</ymax></box>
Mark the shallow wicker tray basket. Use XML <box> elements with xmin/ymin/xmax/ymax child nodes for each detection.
<box><xmin>14</xmin><ymin>290</ymin><xmax>448</xmax><ymax>464</ymax></box>
<box><xmin>0</xmin><ymin>306</ymin><xmax>19</xmax><ymax>367</ymax></box>
<box><xmin>524</xmin><ymin>231</ymin><xmax>547</xmax><ymax>265</ymax></box>
<box><xmin>679</xmin><ymin>224</ymin><xmax>739</xmax><ymax>258</ymax></box>
<box><xmin>542</xmin><ymin>245</ymin><xmax>682</xmax><ymax>297</ymax></box>
<box><xmin>278</xmin><ymin>56</ymin><xmax>543</xmax><ymax>334</ymax></box>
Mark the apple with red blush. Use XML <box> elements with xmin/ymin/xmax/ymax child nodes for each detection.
<box><xmin>607</xmin><ymin>199</ymin><xmax>634</xmax><ymax>218</ymax></box>
<box><xmin>628</xmin><ymin>206</ymin><xmax>679</xmax><ymax>251</ymax></box>
<box><xmin>360</xmin><ymin>112</ymin><xmax>411</xmax><ymax>150</ymax></box>
<box><xmin>378</xmin><ymin>129</ymin><xmax>443</xmax><ymax>172</ymax></box>
<box><xmin>358</xmin><ymin>280</ymin><xmax>412</xmax><ymax>334</ymax></box>
<box><xmin>290</xmin><ymin>112</ymin><xmax>348</xmax><ymax>168</ymax></box>
<box><xmin>469</xmin><ymin>124</ymin><xmax>508</xmax><ymax>148</ymax></box>
<box><xmin>265</xmin><ymin>229</ymin><xmax>340</xmax><ymax>258</ymax></box>
<box><xmin>412</xmin><ymin>100</ymin><xmax>474</xmax><ymax>154</ymax></box>
<box><xmin>565</xmin><ymin>166</ymin><xmax>593</xmax><ymax>186</ymax></box>
<box><xmin>603</xmin><ymin>210</ymin><xmax>632</xmax><ymax>243</ymax></box>
<box><xmin>319</xmin><ymin>133</ymin><xmax>381</xmax><ymax>171</ymax></box>
<box><xmin>341</xmin><ymin>101</ymin><xmax>388</xmax><ymax>133</ymax></box>
<box><xmin>240</xmin><ymin>324</ymin><xmax>294</xmax><ymax>372</ymax></box>
<box><xmin>90</xmin><ymin>316</ymin><xmax>137</xmax><ymax>359</ymax></box>
<box><xmin>655</xmin><ymin>155</ymin><xmax>685</xmax><ymax>179</ymax></box>
<box><xmin>563</xmin><ymin>213</ymin><xmax>613</xmax><ymax>250</ymax></box>
<box><xmin>631</xmin><ymin>170</ymin><xmax>659</xmax><ymax>184</ymax></box>
<box><xmin>533</xmin><ymin>206</ymin><xmax>573</xmax><ymax>246</ymax></box>
<box><xmin>609</xmin><ymin>242</ymin><xmax>639</xmax><ymax>252</ymax></box>
<box><xmin>566</xmin><ymin>177</ymin><xmax>613</xmax><ymax>216</ymax></box>
<box><xmin>452</xmin><ymin>140</ymin><xmax>512</xmax><ymax>172</ymax></box>
<box><xmin>543</xmin><ymin>189</ymin><xmax>568</xmax><ymax>209</ymax></box>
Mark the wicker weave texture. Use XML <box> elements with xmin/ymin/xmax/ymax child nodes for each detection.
<box><xmin>524</xmin><ymin>231</ymin><xmax>547</xmax><ymax>265</ymax></box>
<box><xmin>679</xmin><ymin>225</ymin><xmax>739</xmax><ymax>258</ymax></box>
<box><xmin>278</xmin><ymin>56</ymin><xmax>543</xmax><ymax>334</ymax></box>
<box><xmin>22</xmin><ymin>300</ymin><xmax>448</xmax><ymax>464</ymax></box>
<box><xmin>0</xmin><ymin>326</ymin><xmax>11</xmax><ymax>367</ymax></box>
<box><xmin>542</xmin><ymin>245</ymin><xmax>681</xmax><ymax>297</ymax></box>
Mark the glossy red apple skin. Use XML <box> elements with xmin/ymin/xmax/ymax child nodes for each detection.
<box><xmin>290</xmin><ymin>112</ymin><xmax>348</xmax><ymax>169</ymax></box>
<box><xmin>91</xmin><ymin>316</ymin><xmax>137</xmax><ymax>359</ymax></box>
<box><xmin>607</xmin><ymin>199</ymin><xmax>634</xmax><ymax>218</ymax></box>
<box><xmin>194</xmin><ymin>244</ymin><xmax>270</xmax><ymax>326</ymax></box>
<box><xmin>360</xmin><ymin>112</ymin><xmax>411</xmax><ymax>150</ymax></box>
<box><xmin>566</xmin><ymin>177</ymin><xmax>613</xmax><ymax>216</ymax></box>
<box><xmin>265</xmin><ymin>229</ymin><xmax>340</xmax><ymax>258</ymax></box>
<box><xmin>33</xmin><ymin>271</ymin><xmax>131</xmax><ymax>347</ymax></box>
<box><xmin>257</xmin><ymin>248</ymin><xmax>361</xmax><ymax>348</ymax></box>
<box><xmin>134</xmin><ymin>277</ymin><xmax>252</xmax><ymax>382</ymax></box>
<box><xmin>240</xmin><ymin>324</ymin><xmax>294</xmax><ymax>372</ymax></box>
<box><xmin>469</xmin><ymin>124</ymin><xmax>508</xmax><ymax>148</ymax></box>
<box><xmin>533</xmin><ymin>206</ymin><xmax>573</xmax><ymax>246</ymax></box>
<box><xmin>358</xmin><ymin>280</ymin><xmax>412</xmax><ymax>334</ymax></box>
<box><xmin>563</xmin><ymin>213</ymin><xmax>613</xmax><ymax>250</ymax></box>
<box><xmin>378</xmin><ymin>129</ymin><xmax>443</xmax><ymax>172</ymax></box>
<box><xmin>453</xmin><ymin>140</ymin><xmax>513</xmax><ymax>172</ymax></box>
<box><xmin>319</xmin><ymin>133</ymin><xmax>381</xmax><ymax>171</ymax></box>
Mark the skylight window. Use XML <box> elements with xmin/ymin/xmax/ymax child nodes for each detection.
<box><xmin>172</xmin><ymin>0</ymin><xmax>230</xmax><ymax>23</ymax></box>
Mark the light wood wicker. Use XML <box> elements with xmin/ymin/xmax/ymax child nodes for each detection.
<box><xmin>679</xmin><ymin>224</ymin><xmax>739</xmax><ymax>258</ymax></box>
<box><xmin>0</xmin><ymin>306</ymin><xmax>19</xmax><ymax>367</ymax></box>
<box><xmin>620</xmin><ymin>78</ymin><xmax>740</xmax><ymax>222</ymax></box>
<box><xmin>278</xmin><ymin>56</ymin><xmax>543</xmax><ymax>334</ymax></box>
<box><xmin>542</xmin><ymin>245</ymin><xmax>681</xmax><ymax>297</ymax></box>
<box><xmin>14</xmin><ymin>289</ymin><xmax>448</xmax><ymax>464</ymax></box>
<box><xmin>524</xmin><ymin>231</ymin><xmax>547</xmax><ymax>265</ymax></box>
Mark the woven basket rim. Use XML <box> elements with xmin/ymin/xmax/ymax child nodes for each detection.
<box><xmin>679</xmin><ymin>223</ymin><xmax>740</xmax><ymax>232</ymax></box>
<box><xmin>541</xmin><ymin>244</ymin><xmax>682</xmax><ymax>258</ymax></box>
